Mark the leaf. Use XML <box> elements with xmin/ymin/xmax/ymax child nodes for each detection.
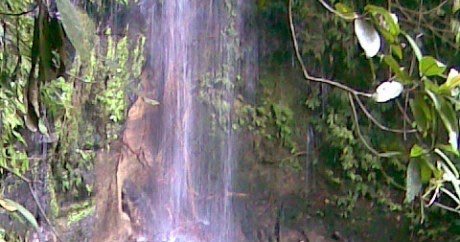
<box><xmin>376</xmin><ymin>26</ymin><xmax>396</xmax><ymax>44</ymax></box>
<box><xmin>373</xmin><ymin>81</ymin><xmax>403</xmax><ymax>102</ymax></box>
<box><xmin>0</xmin><ymin>199</ymin><xmax>18</xmax><ymax>212</ymax></box>
<box><xmin>383</xmin><ymin>55</ymin><xmax>411</xmax><ymax>83</ymax></box>
<box><xmin>24</xmin><ymin>113</ymin><xmax>38</xmax><ymax>132</ymax></box>
<box><xmin>28</xmin><ymin>79</ymin><xmax>40</xmax><ymax>118</ymax></box>
<box><xmin>435</xmin><ymin>148</ymin><xmax>459</xmax><ymax>178</ymax></box>
<box><xmin>402</xmin><ymin>33</ymin><xmax>422</xmax><ymax>61</ymax></box>
<box><xmin>440</xmin><ymin>68</ymin><xmax>460</xmax><ymax>93</ymax></box>
<box><xmin>436</xmin><ymin>144</ymin><xmax>460</xmax><ymax>156</ymax></box>
<box><xmin>405</xmin><ymin>160</ymin><xmax>422</xmax><ymax>203</ymax></box>
<box><xmin>391</xmin><ymin>44</ymin><xmax>403</xmax><ymax>59</ymax></box>
<box><xmin>409</xmin><ymin>94</ymin><xmax>432</xmax><ymax>133</ymax></box>
<box><xmin>419</xmin><ymin>56</ymin><xmax>446</xmax><ymax>77</ymax></box>
<box><xmin>425</xmin><ymin>89</ymin><xmax>441</xmax><ymax>110</ymax></box>
<box><xmin>1</xmin><ymin>199</ymin><xmax>38</xmax><ymax>229</ymax></box>
<box><xmin>365</xmin><ymin>5</ymin><xmax>400</xmax><ymax>35</ymax></box>
<box><xmin>354</xmin><ymin>19</ymin><xmax>381</xmax><ymax>58</ymax></box>
<box><xmin>410</xmin><ymin>144</ymin><xmax>426</xmax><ymax>158</ymax></box>
<box><xmin>56</xmin><ymin>0</ymin><xmax>96</xmax><ymax>62</ymax></box>
<box><xmin>334</xmin><ymin>3</ymin><xmax>357</xmax><ymax>19</ymax></box>
<box><xmin>38</xmin><ymin>119</ymin><xmax>49</xmax><ymax>135</ymax></box>
<box><xmin>420</xmin><ymin>159</ymin><xmax>433</xmax><ymax>184</ymax></box>
<box><xmin>438</xmin><ymin>99</ymin><xmax>459</xmax><ymax>150</ymax></box>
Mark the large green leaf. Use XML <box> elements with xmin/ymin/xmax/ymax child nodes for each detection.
<box><xmin>425</xmin><ymin>89</ymin><xmax>441</xmax><ymax>110</ymax></box>
<box><xmin>334</xmin><ymin>3</ymin><xmax>357</xmax><ymax>19</ymax></box>
<box><xmin>410</xmin><ymin>144</ymin><xmax>426</xmax><ymax>158</ymax></box>
<box><xmin>405</xmin><ymin>160</ymin><xmax>422</xmax><ymax>203</ymax></box>
<box><xmin>0</xmin><ymin>199</ymin><xmax>18</xmax><ymax>212</ymax></box>
<box><xmin>0</xmin><ymin>199</ymin><xmax>38</xmax><ymax>229</ymax></box>
<box><xmin>365</xmin><ymin>5</ymin><xmax>400</xmax><ymax>36</ymax></box>
<box><xmin>402</xmin><ymin>33</ymin><xmax>422</xmax><ymax>61</ymax></box>
<box><xmin>419</xmin><ymin>56</ymin><xmax>446</xmax><ymax>77</ymax></box>
<box><xmin>383</xmin><ymin>55</ymin><xmax>411</xmax><ymax>83</ymax></box>
<box><xmin>391</xmin><ymin>44</ymin><xmax>403</xmax><ymax>59</ymax></box>
<box><xmin>409</xmin><ymin>94</ymin><xmax>432</xmax><ymax>134</ymax></box>
<box><xmin>440</xmin><ymin>68</ymin><xmax>460</xmax><ymax>94</ymax></box>
<box><xmin>438</xmin><ymin>99</ymin><xmax>459</xmax><ymax>150</ymax></box>
<box><xmin>56</xmin><ymin>0</ymin><xmax>95</xmax><ymax>62</ymax></box>
<box><xmin>419</xmin><ymin>158</ymin><xmax>433</xmax><ymax>184</ymax></box>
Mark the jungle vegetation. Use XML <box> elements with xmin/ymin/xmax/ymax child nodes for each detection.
<box><xmin>0</xmin><ymin>0</ymin><xmax>459</xmax><ymax>241</ymax></box>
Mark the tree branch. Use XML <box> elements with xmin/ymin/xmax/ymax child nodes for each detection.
<box><xmin>289</xmin><ymin>0</ymin><xmax>414</xmax><ymax>141</ymax></box>
<box><xmin>0</xmin><ymin>164</ymin><xmax>31</xmax><ymax>183</ymax></box>
<box><xmin>353</xmin><ymin>94</ymin><xmax>417</xmax><ymax>134</ymax></box>
<box><xmin>348</xmin><ymin>93</ymin><xmax>401</xmax><ymax>158</ymax></box>
<box><xmin>288</xmin><ymin>0</ymin><xmax>373</xmax><ymax>99</ymax></box>
<box><xmin>0</xmin><ymin>4</ymin><xmax>37</xmax><ymax>16</ymax></box>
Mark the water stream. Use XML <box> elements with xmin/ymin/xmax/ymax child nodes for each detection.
<box><xmin>142</xmin><ymin>1</ymin><xmax>256</xmax><ymax>241</ymax></box>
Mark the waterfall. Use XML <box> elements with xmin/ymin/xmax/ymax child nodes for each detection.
<box><xmin>139</xmin><ymin>1</ymin><xmax>257</xmax><ymax>241</ymax></box>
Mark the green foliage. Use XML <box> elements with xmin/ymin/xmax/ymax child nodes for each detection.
<box><xmin>0</xmin><ymin>198</ymin><xmax>38</xmax><ymax>230</ymax></box>
<box><xmin>316</xmin><ymin>0</ymin><xmax>460</xmax><ymax>214</ymax></box>
<box><xmin>1</xmin><ymin>0</ymin><xmax>145</xmax><ymax>238</ymax></box>
<box><xmin>199</xmin><ymin>74</ymin><xmax>235</xmax><ymax>132</ymax></box>
<box><xmin>96</xmin><ymin>30</ymin><xmax>145</xmax><ymax>141</ymax></box>
<box><xmin>66</xmin><ymin>201</ymin><xmax>95</xmax><ymax>225</ymax></box>
<box><xmin>290</xmin><ymin>0</ymin><xmax>460</xmax><ymax>238</ymax></box>
<box><xmin>56</xmin><ymin>0</ymin><xmax>96</xmax><ymax>62</ymax></box>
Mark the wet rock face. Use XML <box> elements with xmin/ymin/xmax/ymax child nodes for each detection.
<box><xmin>121</xmin><ymin>179</ymin><xmax>155</xmax><ymax>238</ymax></box>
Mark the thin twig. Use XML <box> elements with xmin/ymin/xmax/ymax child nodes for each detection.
<box><xmin>397</xmin><ymin>11</ymin><xmax>460</xmax><ymax>51</ymax></box>
<box><xmin>393</xmin><ymin>0</ymin><xmax>448</xmax><ymax>16</ymax></box>
<box><xmin>0</xmin><ymin>161</ymin><xmax>63</xmax><ymax>241</ymax></box>
<box><xmin>280</xmin><ymin>151</ymin><xmax>308</xmax><ymax>162</ymax></box>
<box><xmin>422</xmin><ymin>196</ymin><xmax>460</xmax><ymax>215</ymax></box>
<box><xmin>353</xmin><ymin>94</ymin><xmax>417</xmax><ymax>134</ymax></box>
<box><xmin>290</xmin><ymin>0</ymin><xmax>403</xmax><ymax>157</ymax></box>
<box><xmin>379</xmin><ymin>164</ymin><xmax>406</xmax><ymax>190</ymax></box>
<box><xmin>288</xmin><ymin>0</ymin><xmax>373</xmax><ymax>98</ymax></box>
<box><xmin>0</xmin><ymin>4</ymin><xmax>38</xmax><ymax>16</ymax></box>
<box><xmin>27</xmin><ymin>183</ymin><xmax>64</xmax><ymax>242</ymax></box>
<box><xmin>396</xmin><ymin>100</ymin><xmax>415</xmax><ymax>125</ymax></box>
<box><xmin>0</xmin><ymin>164</ymin><xmax>31</xmax><ymax>183</ymax></box>
<box><xmin>348</xmin><ymin>93</ymin><xmax>401</xmax><ymax>158</ymax></box>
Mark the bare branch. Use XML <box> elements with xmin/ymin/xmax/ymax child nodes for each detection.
<box><xmin>353</xmin><ymin>94</ymin><xmax>417</xmax><ymax>134</ymax></box>
<box><xmin>0</xmin><ymin>164</ymin><xmax>31</xmax><ymax>183</ymax></box>
<box><xmin>288</xmin><ymin>0</ymin><xmax>373</xmax><ymax>98</ymax></box>
<box><xmin>0</xmin><ymin>4</ymin><xmax>37</xmax><ymax>16</ymax></box>
<box><xmin>27</xmin><ymin>183</ymin><xmax>64</xmax><ymax>242</ymax></box>
<box><xmin>348</xmin><ymin>93</ymin><xmax>401</xmax><ymax>158</ymax></box>
<box><xmin>289</xmin><ymin>0</ymin><xmax>414</xmax><ymax>140</ymax></box>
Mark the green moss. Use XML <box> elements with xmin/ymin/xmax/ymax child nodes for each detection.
<box><xmin>66</xmin><ymin>201</ymin><xmax>95</xmax><ymax>225</ymax></box>
<box><xmin>48</xmin><ymin>163</ymin><xmax>60</xmax><ymax>219</ymax></box>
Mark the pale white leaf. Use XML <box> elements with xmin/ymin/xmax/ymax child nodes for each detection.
<box><xmin>448</xmin><ymin>68</ymin><xmax>459</xmax><ymax>81</ymax></box>
<box><xmin>449</xmin><ymin>131</ymin><xmax>458</xmax><ymax>151</ymax></box>
<box><xmin>354</xmin><ymin>19</ymin><xmax>381</xmax><ymax>58</ymax></box>
<box><xmin>373</xmin><ymin>81</ymin><xmax>403</xmax><ymax>102</ymax></box>
<box><xmin>405</xmin><ymin>160</ymin><xmax>422</xmax><ymax>203</ymax></box>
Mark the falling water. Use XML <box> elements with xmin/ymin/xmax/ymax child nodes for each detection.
<box><xmin>140</xmin><ymin>1</ymin><xmax>257</xmax><ymax>241</ymax></box>
<box><xmin>304</xmin><ymin>126</ymin><xmax>316</xmax><ymax>197</ymax></box>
